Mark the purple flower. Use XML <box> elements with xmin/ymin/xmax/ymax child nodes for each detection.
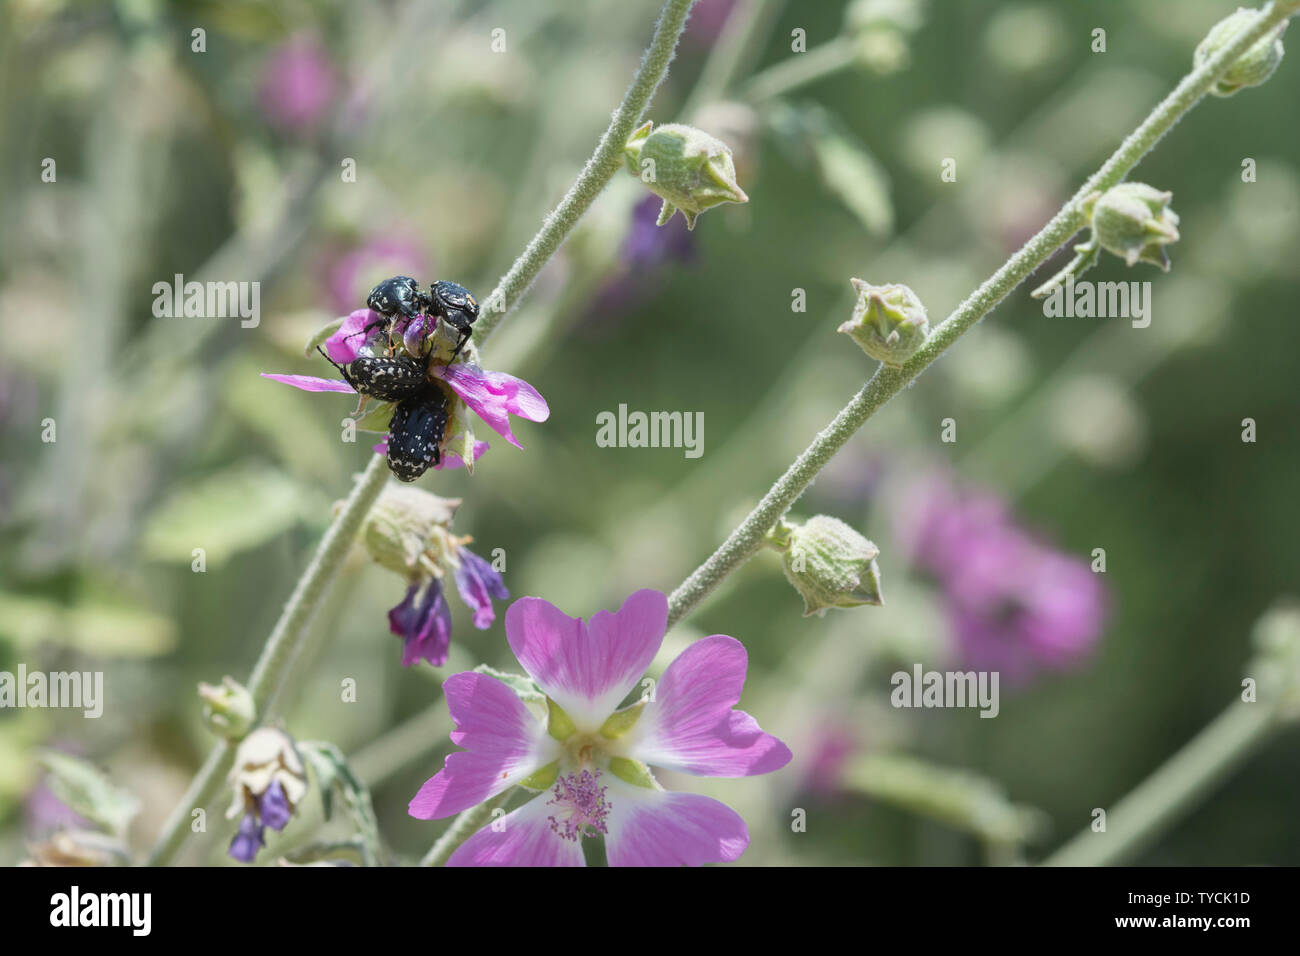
<box><xmin>409</xmin><ymin>589</ymin><xmax>792</xmax><ymax>866</ymax></box>
<box><xmin>263</xmin><ymin>332</ymin><xmax>547</xmax><ymax>468</ymax></box>
<box><xmin>388</xmin><ymin>579</ymin><xmax>454</xmax><ymax>668</ymax></box>
<box><xmin>899</xmin><ymin>474</ymin><xmax>1108</xmax><ymax>682</ymax></box>
<box><xmin>624</xmin><ymin>195</ymin><xmax>697</xmax><ymax>269</ymax></box>
<box><xmin>430</xmin><ymin>362</ymin><xmax>549</xmax><ymax>450</ymax></box>
<box><xmin>802</xmin><ymin>722</ymin><xmax>859</xmax><ymax>798</ymax></box>
<box><xmin>684</xmin><ymin>0</ymin><xmax>737</xmax><ymax>47</ymax></box>
<box><xmin>259</xmin><ymin>35</ymin><xmax>337</xmax><ymax>134</ymax></box>
<box><xmin>225</xmin><ymin>727</ymin><xmax>307</xmax><ymax>863</ymax></box>
<box><xmin>259</xmin><ymin>780</ymin><xmax>293</xmax><ymax>832</ymax></box>
<box><xmin>590</xmin><ymin>197</ymin><xmax>696</xmax><ymax>319</ymax></box>
<box><xmin>453</xmin><ymin>547</ymin><xmax>510</xmax><ymax>628</ymax></box>
<box><xmin>229</xmin><ymin>812</ymin><xmax>265</xmax><ymax>863</ymax></box>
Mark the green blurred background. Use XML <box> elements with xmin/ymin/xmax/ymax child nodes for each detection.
<box><xmin>1</xmin><ymin>0</ymin><xmax>1297</xmax><ymax>865</ymax></box>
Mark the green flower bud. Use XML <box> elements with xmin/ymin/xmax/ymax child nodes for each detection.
<box><xmin>360</xmin><ymin>484</ymin><xmax>463</xmax><ymax>578</ymax></box>
<box><xmin>775</xmin><ymin>515</ymin><xmax>884</xmax><ymax>617</ymax></box>
<box><xmin>623</xmin><ymin>121</ymin><xmax>749</xmax><ymax>230</ymax></box>
<box><xmin>1194</xmin><ymin>8</ymin><xmax>1287</xmax><ymax>96</ymax></box>
<box><xmin>198</xmin><ymin>676</ymin><xmax>256</xmax><ymax>740</ymax></box>
<box><xmin>1087</xmin><ymin>183</ymin><xmax>1180</xmax><ymax>271</ymax></box>
<box><xmin>838</xmin><ymin>279</ymin><xmax>929</xmax><ymax>366</ymax></box>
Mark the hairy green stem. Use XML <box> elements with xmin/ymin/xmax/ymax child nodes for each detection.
<box><xmin>418</xmin><ymin>0</ymin><xmax>703</xmax><ymax>867</ymax></box>
<box><xmin>472</xmin><ymin>0</ymin><xmax>697</xmax><ymax>345</ymax></box>
<box><xmin>665</xmin><ymin>0</ymin><xmax>1300</xmax><ymax>631</ymax></box>
<box><xmin>1042</xmin><ymin>698</ymin><xmax>1282</xmax><ymax>866</ymax></box>
<box><xmin>144</xmin><ymin>454</ymin><xmax>390</xmax><ymax>866</ymax></box>
<box><xmin>419</xmin><ymin>789</ymin><xmax>515</xmax><ymax>866</ymax></box>
<box><xmin>743</xmin><ymin>35</ymin><xmax>857</xmax><ymax>103</ymax></box>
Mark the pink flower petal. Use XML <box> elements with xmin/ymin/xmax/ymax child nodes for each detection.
<box><xmin>505</xmin><ymin>590</ymin><xmax>666</xmax><ymax>729</ymax></box>
<box><xmin>408</xmin><ymin>673</ymin><xmax>559</xmax><ymax>820</ymax></box>
<box><xmin>432</xmin><ymin>363</ymin><xmax>549</xmax><ymax>449</ymax></box>
<box><xmin>325</xmin><ymin>308</ymin><xmax>384</xmax><ymax>364</ymax></box>
<box><xmin>628</xmin><ymin>635</ymin><xmax>792</xmax><ymax>777</ymax></box>
<box><xmin>261</xmin><ymin>373</ymin><xmax>356</xmax><ymax>393</ymax></box>
<box><xmin>446</xmin><ymin>794</ymin><xmax>585</xmax><ymax>867</ymax></box>
<box><xmin>603</xmin><ymin>780</ymin><xmax>749</xmax><ymax>866</ymax></box>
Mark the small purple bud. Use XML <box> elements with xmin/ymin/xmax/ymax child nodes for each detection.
<box><xmin>228</xmin><ymin>811</ymin><xmax>264</xmax><ymax>863</ymax></box>
<box><xmin>259</xmin><ymin>779</ymin><xmax>293</xmax><ymax>832</ymax></box>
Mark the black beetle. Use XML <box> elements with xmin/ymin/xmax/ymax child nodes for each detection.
<box><xmin>317</xmin><ymin>348</ymin><xmax>430</xmax><ymax>402</ymax></box>
<box><xmin>429</xmin><ymin>280</ymin><xmax>480</xmax><ymax>361</ymax></box>
<box><xmin>386</xmin><ymin>387</ymin><xmax>449</xmax><ymax>482</ymax></box>
<box><xmin>341</xmin><ymin>276</ymin><xmax>432</xmax><ymax>349</ymax></box>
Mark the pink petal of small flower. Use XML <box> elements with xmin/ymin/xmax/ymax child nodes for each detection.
<box><xmin>408</xmin><ymin>673</ymin><xmax>559</xmax><ymax>820</ymax></box>
<box><xmin>325</xmin><ymin>308</ymin><xmax>384</xmax><ymax>364</ymax></box>
<box><xmin>628</xmin><ymin>635</ymin><xmax>792</xmax><ymax>777</ymax></box>
<box><xmin>505</xmin><ymin>590</ymin><xmax>666</xmax><ymax>729</ymax></box>
<box><xmin>261</xmin><ymin>373</ymin><xmax>356</xmax><ymax>393</ymax></box>
<box><xmin>603</xmin><ymin>780</ymin><xmax>749</xmax><ymax>866</ymax></box>
<box><xmin>431</xmin><ymin>363</ymin><xmax>549</xmax><ymax>449</ymax></box>
<box><xmin>446</xmin><ymin>795</ymin><xmax>585</xmax><ymax>867</ymax></box>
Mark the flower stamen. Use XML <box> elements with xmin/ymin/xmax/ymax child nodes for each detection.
<box><xmin>546</xmin><ymin>770</ymin><xmax>611</xmax><ymax>842</ymax></box>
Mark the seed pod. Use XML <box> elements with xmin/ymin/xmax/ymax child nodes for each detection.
<box><xmin>838</xmin><ymin>279</ymin><xmax>930</xmax><ymax>366</ymax></box>
<box><xmin>1088</xmin><ymin>183</ymin><xmax>1180</xmax><ymax>271</ymax></box>
<box><xmin>1194</xmin><ymin>7</ymin><xmax>1287</xmax><ymax>97</ymax></box>
<box><xmin>777</xmin><ymin>515</ymin><xmax>884</xmax><ymax>617</ymax></box>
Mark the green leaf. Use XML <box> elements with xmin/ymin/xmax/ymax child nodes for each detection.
<box><xmin>36</xmin><ymin>750</ymin><xmax>140</xmax><ymax>838</ymax></box>
<box><xmin>0</xmin><ymin>591</ymin><xmax>175</xmax><ymax>658</ymax></box>
<box><xmin>767</xmin><ymin>100</ymin><xmax>894</xmax><ymax>237</ymax></box>
<box><xmin>140</xmin><ymin>465</ymin><xmax>316</xmax><ymax>568</ymax></box>
<box><xmin>299</xmin><ymin>741</ymin><xmax>385</xmax><ymax>866</ymax></box>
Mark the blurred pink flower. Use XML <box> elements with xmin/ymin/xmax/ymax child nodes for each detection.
<box><xmin>326</xmin><ymin>236</ymin><xmax>428</xmax><ymax>315</ymax></box>
<box><xmin>259</xmin><ymin>34</ymin><xmax>337</xmax><ymax>133</ymax></box>
<box><xmin>899</xmin><ymin>474</ymin><xmax>1108</xmax><ymax>683</ymax></box>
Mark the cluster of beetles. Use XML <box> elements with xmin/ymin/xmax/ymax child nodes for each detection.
<box><xmin>323</xmin><ymin>276</ymin><xmax>480</xmax><ymax>481</ymax></box>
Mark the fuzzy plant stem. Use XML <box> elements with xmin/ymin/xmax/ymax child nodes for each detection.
<box><xmin>1042</xmin><ymin>696</ymin><xmax>1282</xmax><ymax>866</ymax></box>
<box><xmin>144</xmin><ymin>454</ymin><xmax>390</xmax><ymax>866</ymax></box>
<box><xmin>665</xmin><ymin>0</ymin><xmax>1300</xmax><ymax>631</ymax></box>
<box><xmin>472</xmin><ymin>0</ymin><xmax>697</xmax><ymax>345</ymax></box>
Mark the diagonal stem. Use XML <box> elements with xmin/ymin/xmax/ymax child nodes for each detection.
<box><xmin>665</xmin><ymin>0</ymin><xmax>1300</xmax><ymax>630</ymax></box>
<box><xmin>472</xmin><ymin>0</ymin><xmax>698</xmax><ymax>344</ymax></box>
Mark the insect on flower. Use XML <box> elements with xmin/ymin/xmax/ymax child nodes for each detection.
<box><xmin>428</xmin><ymin>279</ymin><xmax>480</xmax><ymax>362</ymax></box>
<box><xmin>315</xmin><ymin>347</ymin><xmax>430</xmax><ymax>403</ymax></box>
<box><xmin>386</xmin><ymin>386</ymin><xmax>450</xmax><ymax>482</ymax></box>
<box><xmin>347</xmin><ymin>275</ymin><xmax>432</xmax><ymax>349</ymax></box>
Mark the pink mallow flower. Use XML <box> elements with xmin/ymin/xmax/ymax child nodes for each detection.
<box><xmin>409</xmin><ymin>589</ymin><xmax>792</xmax><ymax>866</ymax></box>
<box><xmin>262</xmin><ymin>309</ymin><xmax>548</xmax><ymax>462</ymax></box>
